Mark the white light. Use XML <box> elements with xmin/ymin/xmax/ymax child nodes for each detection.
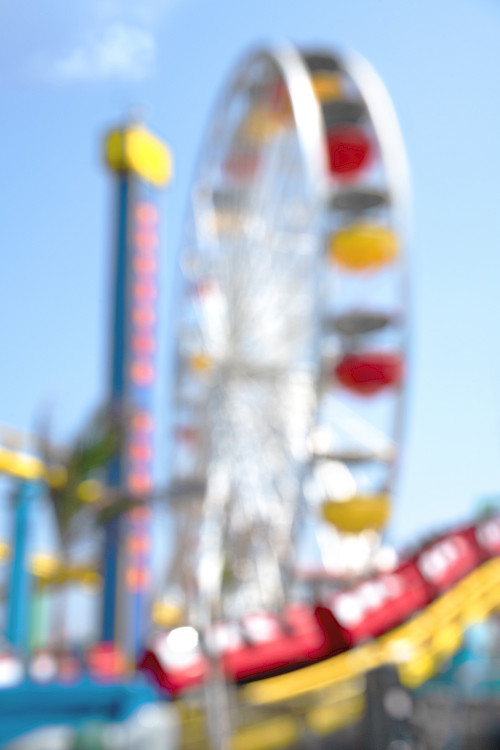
<box><xmin>206</xmin><ymin>622</ymin><xmax>243</xmax><ymax>653</ymax></box>
<box><xmin>243</xmin><ymin>613</ymin><xmax>280</xmax><ymax>643</ymax></box>
<box><xmin>359</xmin><ymin>581</ymin><xmax>385</xmax><ymax>609</ymax></box>
<box><xmin>334</xmin><ymin>594</ymin><xmax>364</xmax><ymax>627</ymax></box>
<box><xmin>30</xmin><ymin>652</ymin><xmax>58</xmax><ymax>683</ymax></box>
<box><xmin>0</xmin><ymin>656</ymin><xmax>23</xmax><ymax>686</ymax></box>
<box><xmin>374</xmin><ymin>546</ymin><xmax>398</xmax><ymax>572</ymax></box>
<box><xmin>387</xmin><ymin>638</ymin><xmax>415</xmax><ymax>664</ymax></box>
<box><xmin>166</xmin><ymin>626</ymin><xmax>199</xmax><ymax>653</ymax></box>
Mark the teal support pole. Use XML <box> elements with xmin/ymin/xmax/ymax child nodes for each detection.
<box><xmin>6</xmin><ymin>481</ymin><xmax>37</xmax><ymax>651</ymax></box>
<box><xmin>101</xmin><ymin>174</ymin><xmax>129</xmax><ymax>643</ymax></box>
<box><xmin>29</xmin><ymin>585</ymin><xmax>49</xmax><ymax>651</ymax></box>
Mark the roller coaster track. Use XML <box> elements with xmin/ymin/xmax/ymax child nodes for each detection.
<box><xmin>158</xmin><ymin>531</ymin><xmax>500</xmax><ymax>748</ymax></box>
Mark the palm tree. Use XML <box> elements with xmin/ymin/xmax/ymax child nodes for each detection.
<box><xmin>38</xmin><ymin>407</ymin><xmax>140</xmax><ymax>644</ymax></box>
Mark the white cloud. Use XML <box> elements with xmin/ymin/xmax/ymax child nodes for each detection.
<box><xmin>52</xmin><ymin>23</ymin><xmax>156</xmax><ymax>82</ymax></box>
<box><xmin>96</xmin><ymin>0</ymin><xmax>173</xmax><ymax>26</ymax></box>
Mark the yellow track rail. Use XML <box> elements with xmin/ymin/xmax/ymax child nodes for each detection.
<box><xmin>241</xmin><ymin>557</ymin><xmax>500</xmax><ymax>706</ymax></box>
<box><xmin>175</xmin><ymin>558</ymin><xmax>500</xmax><ymax>748</ymax></box>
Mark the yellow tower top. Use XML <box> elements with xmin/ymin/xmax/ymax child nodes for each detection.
<box><xmin>105</xmin><ymin>123</ymin><xmax>172</xmax><ymax>187</ymax></box>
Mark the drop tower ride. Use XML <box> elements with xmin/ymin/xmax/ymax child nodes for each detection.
<box><xmin>102</xmin><ymin>122</ymin><xmax>172</xmax><ymax>655</ymax></box>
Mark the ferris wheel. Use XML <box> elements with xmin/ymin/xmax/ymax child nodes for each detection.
<box><xmin>166</xmin><ymin>44</ymin><xmax>410</xmax><ymax>631</ymax></box>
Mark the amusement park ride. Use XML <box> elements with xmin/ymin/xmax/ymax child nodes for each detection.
<box><xmin>2</xmin><ymin>42</ymin><xmax>500</xmax><ymax>750</ymax></box>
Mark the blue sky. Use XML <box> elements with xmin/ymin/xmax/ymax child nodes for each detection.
<box><xmin>2</xmin><ymin>0</ymin><xmax>500</xmax><ymax>550</ymax></box>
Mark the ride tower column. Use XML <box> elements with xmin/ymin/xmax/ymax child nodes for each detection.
<box><xmin>102</xmin><ymin>123</ymin><xmax>171</xmax><ymax>655</ymax></box>
<box><xmin>1</xmin><ymin>436</ymin><xmax>46</xmax><ymax>652</ymax></box>
<box><xmin>6</xmin><ymin>480</ymin><xmax>39</xmax><ymax>651</ymax></box>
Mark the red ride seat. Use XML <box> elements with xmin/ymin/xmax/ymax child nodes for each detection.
<box><xmin>415</xmin><ymin>530</ymin><xmax>481</xmax><ymax>594</ymax></box>
<box><xmin>222</xmin><ymin>605</ymin><xmax>348</xmax><ymax>682</ymax></box>
<box><xmin>326</xmin><ymin>562</ymin><xmax>431</xmax><ymax>646</ymax></box>
<box><xmin>139</xmin><ymin>605</ymin><xmax>349</xmax><ymax>696</ymax></box>
<box><xmin>138</xmin><ymin>628</ymin><xmax>207</xmax><ymax>697</ymax></box>
<box><xmin>475</xmin><ymin>516</ymin><xmax>500</xmax><ymax>559</ymax></box>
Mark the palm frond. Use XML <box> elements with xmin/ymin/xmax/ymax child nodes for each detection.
<box><xmin>95</xmin><ymin>496</ymin><xmax>144</xmax><ymax>527</ymax></box>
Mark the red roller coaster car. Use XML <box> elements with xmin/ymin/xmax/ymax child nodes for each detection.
<box><xmin>139</xmin><ymin>516</ymin><xmax>500</xmax><ymax>697</ymax></box>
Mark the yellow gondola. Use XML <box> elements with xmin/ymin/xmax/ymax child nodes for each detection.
<box><xmin>311</xmin><ymin>72</ymin><xmax>343</xmax><ymax>102</ymax></box>
<box><xmin>329</xmin><ymin>224</ymin><xmax>399</xmax><ymax>271</ymax></box>
<box><xmin>322</xmin><ymin>493</ymin><xmax>391</xmax><ymax>532</ymax></box>
<box><xmin>238</xmin><ymin>107</ymin><xmax>287</xmax><ymax>143</ymax></box>
<box><xmin>152</xmin><ymin>600</ymin><xmax>183</xmax><ymax>629</ymax></box>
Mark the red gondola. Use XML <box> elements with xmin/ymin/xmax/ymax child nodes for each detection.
<box><xmin>335</xmin><ymin>352</ymin><xmax>403</xmax><ymax>395</ymax></box>
<box><xmin>326</xmin><ymin>126</ymin><xmax>372</xmax><ymax>178</ymax></box>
